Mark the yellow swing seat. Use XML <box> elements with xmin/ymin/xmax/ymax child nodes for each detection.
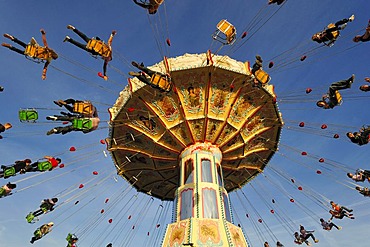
<box><xmin>335</xmin><ymin>90</ymin><xmax>342</xmax><ymax>105</ymax></box>
<box><xmin>150</xmin><ymin>73</ymin><xmax>172</xmax><ymax>92</ymax></box>
<box><xmin>212</xmin><ymin>19</ymin><xmax>236</xmax><ymax>45</ymax></box>
<box><xmin>254</xmin><ymin>69</ymin><xmax>271</xmax><ymax>85</ymax></box>
<box><xmin>73</xmin><ymin>102</ymin><xmax>93</xmax><ymax>115</ymax></box>
<box><xmin>86</xmin><ymin>39</ymin><xmax>111</xmax><ymax>58</ymax></box>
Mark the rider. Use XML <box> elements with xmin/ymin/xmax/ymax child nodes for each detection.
<box><xmin>346</xmin><ymin>126</ymin><xmax>370</xmax><ymax>146</ymax></box>
<box><xmin>356</xmin><ymin>186</ymin><xmax>370</xmax><ymax>197</ymax></box>
<box><xmin>0</xmin><ymin>182</ymin><xmax>16</xmax><ymax>198</ymax></box>
<box><xmin>66</xmin><ymin>233</ymin><xmax>79</xmax><ymax>247</ymax></box>
<box><xmin>353</xmin><ymin>20</ymin><xmax>370</xmax><ymax>43</ymax></box>
<box><xmin>316</xmin><ymin>74</ymin><xmax>355</xmax><ymax>109</ymax></box>
<box><xmin>0</xmin><ymin>159</ymin><xmax>32</xmax><ymax>178</ymax></box>
<box><xmin>33</xmin><ymin>198</ymin><xmax>58</xmax><ymax>216</ymax></box>
<box><xmin>30</xmin><ymin>222</ymin><xmax>54</xmax><ymax>244</ymax></box>
<box><xmin>63</xmin><ymin>25</ymin><xmax>116</xmax><ymax>80</ymax></box>
<box><xmin>129</xmin><ymin>61</ymin><xmax>172</xmax><ymax>92</ymax></box>
<box><xmin>347</xmin><ymin>169</ymin><xmax>370</xmax><ymax>182</ymax></box>
<box><xmin>2</xmin><ymin>29</ymin><xmax>58</xmax><ymax>80</ymax></box>
<box><xmin>319</xmin><ymin>218</ymin><xmax>341</xmax><ymax>231</ymax></box>
<box><xmin>312</xmin><ymin>15</ymin><xmax>355</xmax><ymax>45</ymax></box>
<box><xmin>28</xmin><ymin>156</ymin><xmax>61</xmax><ymax>172</ymax></box>
<box><xmin>299</xmin><ymin>225</ymin><xmax>319</xmax><ymax>244</ymax></box>
<box><xmin>53</xmin><ymin>99</ymin><xmax>97</xmax><ymax>118</ymax></box>
<box><xmin>329</xmin><ymin>201</ymin><xmax>354</xmax><ymax>220</ymax></box>
<box><xmin>46</xmin><ymin>112</ymin><xmax>100</xmax><ymax>135</ymax></box>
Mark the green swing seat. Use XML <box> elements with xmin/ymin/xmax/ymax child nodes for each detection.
<box><xmin>19</xmin><ymin>109</ymin><xmax>38</xmax><ymax>122</ymax></box>
<box><xmin>72</xmin><ymin>118</ymin><xmax>93</xmax><ymax>130</ymax></box>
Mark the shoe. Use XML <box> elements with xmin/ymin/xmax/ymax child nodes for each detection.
<box><xmin>46</xmin><ymin>116</ymin><xmax>57</xmax><ymax>121</ymax></box>
<box><xmin>314</xmin><ymin>239</ymin><xmax>319</xmax><ymax>243</ymax></box>
<box><xmin>56</xmin><ymin>100</ymin><xmax>66</xmax><ymax>106</ymax></box>
<box><xmin>1</xmin><ymin>43</ymin><xmax>11</xmax><ymax>48</ymax></box>
<box><xmin>349</xmin><ymin>15</ymin><xmax>355</xmax><ymax>22</ymax></box>
<box><xmin>47</xmin><ymin>129</ymin><xmax>57</xmax><ymax>135</ymax></box>
<box><xmin>129</xmin><ymin>71</ymin><xmax>141</xmax><ymax>77</ymax></box>
<box><xmin>53</xmin><ymin>100</ymin><xmax>62</xmax><ymax>107</ymax></box>
<box><xmin>347</xmin><ymin>208</ymin><xmax>353</xmax><ymax>213</ymax></box>
<box><xmin>255</xmin><ymin>55</ymin><xmax>263</xmax><ymax>63</ymax></box>
<box><xmin>131</xmin><ymin>61</ymin><xmax>139</xmax><ymax>68</ymax></box>
<box><xmin>3</xmin><ymin>33</ymin><xmax>14</xmax><ymax>40</ymax></box>
<box><xmin>63</xmin><ymin>36</ymin><xmax>70</xmax><ymax>42</ymax></box>
<box><xmin>348</xmin><ymin>74</ymin><xmax>355</xmax><ymax>85</ymax></box>
<box><xmin>338</xmin><ymin>226</ymin><xmax>342</xmax><ymax>230</ymax></box>
<box><xmin>1</xmin><ymin>165</ymin><xmax>6</xmax><ymax>170</ymax></box>
<box><xmin>67</xmin><ymin>25</ymin><xmax>75</xmax><ymax>30</ymax></box>
<box><xmin>40</xmin><ymin>29</ymin><xmax>46</xmax><ymax>35</ymax></box>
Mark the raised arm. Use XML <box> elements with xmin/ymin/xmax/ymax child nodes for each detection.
<box><xmin>40</xmin><ymin>29</ymin><xmax>48</xmax><ymax>48</ymax></box>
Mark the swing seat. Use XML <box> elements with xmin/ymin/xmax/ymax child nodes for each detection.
<box><xmin>25</xmin><ymin>45</ymin><xmax>50</xmax><ymax>60</ymax></box>
<box><xmin>323</xmin><ymin>23</ymin><xmax>339</xmax><ymax>47</ymax></box>
<box><xmin>335</xmin><ymin>90</ymin><xmax>342</xmax><ymax>105</ymax></box>
<box><xmin>73</xmin><ymin>102</ymin><xmax>93</xmax><ymax>115</ymax></box>
<box><xmin>3</xmin><ymin>167</ymin><xmax>16</xmax><ymax>178</ymax></box>
<box><xmin>72</xmin><ymin>118</ymin><xmax>93</xmax><ymax>130</ymax></box>
<box><xmin>150</xmin><ymin>73</ymin><xmax>172</xmax><ymax>92</ymax></box>
<box><xmin>26</xmin><ymin>212</ymin><xmax>37</xmax><ymax>223</ymax></box>
<box><xmin>19</xmin><ymin>109</ymin><xmax>38</xmax><ymax>122</ymax></box>
<box><xmin>254</xmin><ymin>69</ymin><xmax>271</xmax><ymax>85</ymax></box>
<box><xmin>212</xmin><ymin>19</ymin><xmax>236</xmax><ymax>45</ymax></box>
<box><xmin>0</xmin><ymin>187</ymin><xmax>6</xmax><ymax>197</ymax></box>
<box><xmin>37</xmin><ymin>161</ymin><xmax>52</xmax><ymax>172</ymax></box>
<box><xmin>86</xmin><ymin>39</ymin><xmax>111</xmax><ymax>58</ymax></box>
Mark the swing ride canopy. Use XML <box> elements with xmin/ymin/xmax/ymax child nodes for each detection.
<box><xmin>108</xmin><ymin>53</ymin><xmax>283</xmax><ymax>200</ymax></box>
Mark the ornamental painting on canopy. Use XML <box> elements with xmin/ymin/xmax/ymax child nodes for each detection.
<box><xmin>109</xmin><ymin>52</ymin><xmax>283</xmax><ymax>200</ymax></box>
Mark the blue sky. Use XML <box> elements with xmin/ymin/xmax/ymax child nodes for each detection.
<box><xmin>0</xmin><ymin>0</ymin><xmax>370</xmax><ymax>246</ymax></box>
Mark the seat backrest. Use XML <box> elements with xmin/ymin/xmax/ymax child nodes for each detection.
<box><xmin>19</xmin><ymin>109</ymin><xmax>38</xmax><ymax>122</ymax></box>
<box><xmin>37</xmin><ymin>161</ymin><xmax>52</xmax><ymax>171</ymax></box>
<box><xmin>213</xmin><ymin>19</ymin><xmax>236</xmax><ymax>45</ymax></box>
<box><xmin>4</xmin><ymin>167</ymin><xmax>16</xmax><ymax>177</ymax></box>
<box><xmin>327</xmin><ymin>23</ymin><xmax>339</xmax><ymax>39</ymax></box>
<box><xmin>150</xmin><ymin>74</ymin><xmax>172</xmax><ymax>92</ymax></box>
<box><xmin>72</xmin><ymin>118</ymin><xmax>93</xmax><ymax>130</ymax></box>
<box><xmin>86</xmin><ymin>39</ymin><xmax>111</xmax><ymax>57</ymax></box>
<box><xmin>73</xmin><ymin>102</ymin><xmax>93</xmax><ymax>115</ymax></box>
<box><xmin>335</xmin><ymin>90</ymin><xmax>343</xmax><ymax>105</ymax></box>
<box><xmin>255</xmin><ymin>69</ymin><xmax>271</xmax><ymax>85</ymax></box>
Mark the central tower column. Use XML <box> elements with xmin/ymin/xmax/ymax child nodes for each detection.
<box><xmin>161</xmin><ymin>142</ymin><xmax>248</xmax><ymax>247</ymax></box>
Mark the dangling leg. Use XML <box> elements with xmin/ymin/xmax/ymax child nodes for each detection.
<box><xmin>33</xmin><ymin>209</ymin><xmax>44</xmax><ymax>217</ymax></box>
<box><xmin>63</xmin><ymin>37</ymin><xmax>90</xmax><ymax>52</ymax></box>
<box><xmin>3</xmin><ymin>34</ymin><xmax>27</xmax><ymax>48</ymax></box>
<box><xmin>67</xmin><ymin>25</ymin><xmax>91</xmax><ymax>43</ymax></box>
<box><xmin>47</xmin><ymin>125</ymin><xmax>73</xmax><ymax>135</ymax></box>
<box><xmin>132</xmin><ymin>61</ymin><xmax>156</xmax><ymax>76</ymax></box>
<box><xmin>1</xmin><ymin>43</ymin><xmax>25</xmax><ymax>55</ymax></box>
<box><xmin>329</xmin><ymin>75</ymin><xmax>355</xmax><ymax>93</ymax></box>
